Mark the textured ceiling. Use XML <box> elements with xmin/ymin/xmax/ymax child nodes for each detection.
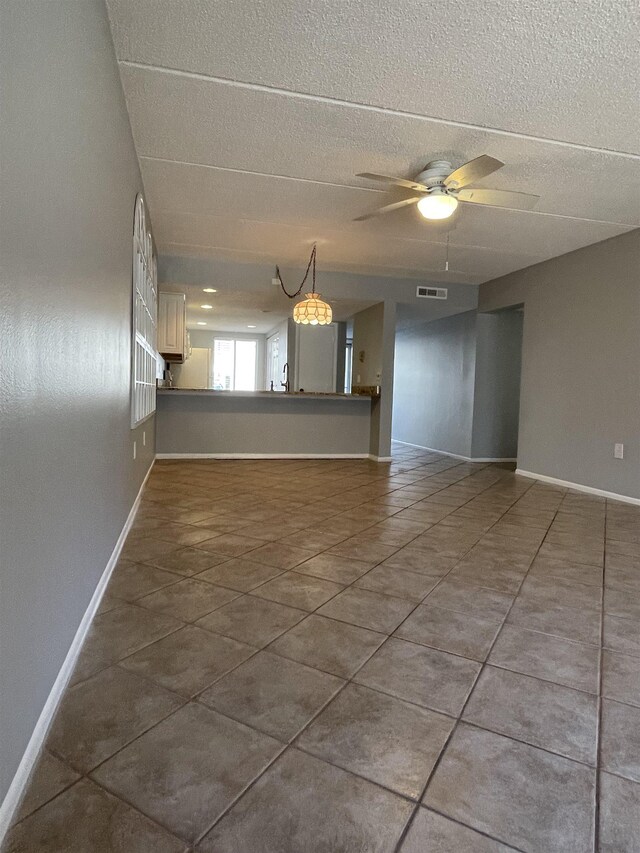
<box><xmin>107</xmin><ymin>0</ymin><xmax>640</xmax><ymax>285</ymax></box>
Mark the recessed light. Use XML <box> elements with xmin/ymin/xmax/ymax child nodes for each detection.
<box><xmin>200</xmin><ymin>304</ymin><xmax>213</xmax><ymax>309</ymax></box>
<box><xmin>247</xmin><ymin>324</ymin><xmax>257</xmax><ymax>328</ymax></box>
<box><xmin>196</xmin><ymin>321</ymin><xmax>207</xmax><ymax>326</ymax></box>
<box><xmin>203</xmin><ymin>288</ymin><xmax>217</xmax><ymax>293</ymax></box>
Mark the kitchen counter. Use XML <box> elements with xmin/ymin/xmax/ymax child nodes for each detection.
<box><xmin>158</xmin><ymin>388</ymin><xmax>374</xmax><ymax>401</ymax></box>
<box><xmin>155</xmin><ymin>387</ymin><xmax>377</xmax><ymax>458</ymax></box>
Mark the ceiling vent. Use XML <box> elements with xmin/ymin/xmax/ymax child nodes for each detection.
<box><xmin>416</xmin><ymin>286</ymin><xmax>448</xmax><ymax>300</ymax></box>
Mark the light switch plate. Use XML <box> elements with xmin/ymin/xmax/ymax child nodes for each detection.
<box><xmin>614</xmin><ymin>443</ymin><xmax>624</xmax><ymax>459</ymax></box>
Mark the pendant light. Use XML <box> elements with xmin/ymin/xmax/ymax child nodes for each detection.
<box><xmin>276</xmin><ymin>245</ymin><xmax>332</xmax><ymax>325</ymax></box>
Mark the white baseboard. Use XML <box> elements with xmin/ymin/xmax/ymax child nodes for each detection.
<box><xmin>0</xmin><ymin>461</ymin><xmax>155</xmax><ymax>841</ymax></box>
<box><xmin>392</xmin><ymin>440</ymin><xmax>516</xmax><ymax>463</ymax></box>
<box><xmin>516</xmin><ymin>469</ymin><xmax>640</xmax><ymax>506</ymax></box>
<box><xmin>155</xmin><ymin>452</ymin><xmax>371</xmax><ymax>460</ymax></box>
<box><xmin>370</xmin><ymin>455</ymin><xmax>393</xmax><ymax>462</ymax></box>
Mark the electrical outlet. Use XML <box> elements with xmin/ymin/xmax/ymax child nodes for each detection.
<box><xmin>614</xmin><ymin>443</ymin><xmax>624</xmax><ymax>459</ymax></box>
<box><xmin>133</xmin><ymin>441</ymin><xmax>137</xmax><ymax>460</ymax></box>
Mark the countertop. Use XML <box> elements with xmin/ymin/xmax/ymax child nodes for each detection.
<box><xmin>157</xmin><ymin>388</ymin><xmax>374</xmax><ymax>401</ymax></box>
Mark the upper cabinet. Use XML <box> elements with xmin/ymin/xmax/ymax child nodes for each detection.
<box><xmin>158</xmin><ymin>291</ymin><xmax>188</xmax><ymax>362</ymax></box>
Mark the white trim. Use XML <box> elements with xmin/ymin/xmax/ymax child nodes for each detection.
<box><xmin>0</xmin><ymin>462</ymin><xmax>155</xmax><ymax>841</ymax></box>
<box><xmin>392</xmin><ymin>440</ymin><xmax>516</xmax><ymax>463</ymax></box>
<box><xmin>370</xmin><ymin>455</ymin><xmax>393</xmax><ymax>462</ymax></box>
<box><xmin>155</xmin><ymin>452</ymin><xmax>371</xmax><ymax>460</ymax></box>
<box><xmin>515</xmin><ymin>469</ymin><xmax>640</xmax><ymax>506</ymax></box>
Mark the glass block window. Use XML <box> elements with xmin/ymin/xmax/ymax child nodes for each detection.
<box><xmin>131</xmin><ymin>194</ymin><xmax>157</xmax><ymax>427</ymax></box>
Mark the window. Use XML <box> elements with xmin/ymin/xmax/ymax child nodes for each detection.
<box><xmin>213</xmin><ymin>338</ymin><xmax>257</xmax><ymax>391</ymax></box>
<box><xmin>131</xmin><ymin>195</ymin><xmax>157</xmax><ymax>427</ymax></box>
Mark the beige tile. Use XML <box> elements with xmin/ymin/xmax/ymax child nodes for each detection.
<box><xmin>601</xmin><ymin>699</ymin><xmax>640</xmax><ymax>782</ymax></box>
<box><xmin>200</xmin><ymin>651</ymin><xmax>343</xmax><ymax>741</ymax></box>
<box><xmin>145</xmin><ymin>546</ymin><xmax>230</xmax><ymax>576</ymax></box>
<box><xmin>424</xmin><ymin>724</ymin><xmax>596</xmax><ymax>853</ymax></box>
<box><xmin>197</xmin><ymin>533</ymin><xmax>265</xmax><ymax>557</ymax></box>
<box><xmin>599</xmin><ymin>772</ymin><xmax>640</xmax><ymax>853</ymax></box>
<box><xmin>198</xmin><ymin>748</ymin><xmax>413</xmax><ymax>853</ymax></box>
<box><xmin>400</xmin><ymin>808</ymin><xmax>516</xmax><ymax>852</ymax></box>
<box><xmin>603</xmin><ymin>613</ymin><xmax>640</xmax><ymax>657</ymax></box>
<box><xmin>602</xmin><ymin>649</ymin><xmax>640</xmax><ymax>707</ymax></box>
<box><xmin>244</xmin><ymin>541</ymin><xmax>318</xmax><ymax>569</ymax></box>
<box><xmin>48</xmin><ymin>666</ymin><xmax>183</xmax><ymax>772</ymax></box>
<box><xmin>355</xmin><ymin>637</ymin><xmax>481</xmax><ymax>716</ymax></box>
<box><xmin>463</xmin><ymin>665</ymin><xmax>598</xmax><ymax>764</ymax></box>
<box><xmin>196</xmin><ymin>557</ymin><xmax>283</xmax><ymax>591</ymax></box>
<box><xmin>70</xmin><ymin>604</ymin><xmax>182</xmax><ymax>684</ymax></box>
<box><xmin>197</xmin><ymin>594</ymin><xmax>306</xmax><ymax>647</ymax></box>
<box><xmin>107</xmin><ymin>563</ymin><xmax>180</xmax><ymax>602</ymax></box>
<box><xmin>92</xmin><ymin>703</ymin><xmax>281</xmax><ymax>843</ymax></box>
<box><xmin>138</xmin><ymin>578</ymin><xmax>239</xmax><ymax>622</ymax></box>
<box><xmin>318</xmin><ymin>587</ymin><xmax>414</xmax><ymax>634</ymax></box>
<box><xmin>15</xmin><ymin>751</ymin><xmax>80</xmax><ymax>822</ymax></box>
<box><xmin>489</xmin><ymin>625</ymin><xmax>600</xmax><ymax>693</ymax></box>
<box><xmin>269</xmin><ymin>614</ymin><xmax>385</xmax><ymax>678</ymax></box>
<box><xmin>119</xmin><ymin>625</ymin><xmax>255</xmax><ymax>697</ymax></box>
<box><xmin>380</xmin><ymin>546</ymin><xmax>457</xmax><ymax>577</ymax></box>
<box><xmin>395</xmin><ymin>604</ymin><xmax>500</xmax><ymax>661</ymax></box>
<box><xmin>298</xmin><ymin>683</ymin><xmax>453</xmax><ymax>798</ymax></box>
<box><xmin>5</xmin><ymin>779</ymin><xmax>187</xmax><ymax>852</ymax></box>
<box><xmin>327</xmin><ymin>537</ymin><xmax>399</xmax><ymax>566</ymax></box>
<box><xmin>251</xmin><ymin>571</ymin><xmax>343</xmax><ymax>611</ymax></box>
<box><xmin>294</xmin><ymin>552</ymin><xmax>372</xmax><ymax>584</ymax></box>
<box><xmin>354</xmin><ymin>565</ymin><xmax>438</xmax><ymax>602</ymax></box>
<box><xmin>425</xmin><ymin>580</ymin><xmax>514</xmax><ymax>622</ymax></box>
<box><xmin>507</xmin><ymin>595</ymin><xmax>601</xmax><ymax>645</ymax></box>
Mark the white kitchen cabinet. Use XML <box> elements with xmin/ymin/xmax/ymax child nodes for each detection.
<box><xmin>158</xmin><ymin>292</ymin><xmax>187</xmax><ymax>362</ymax></box>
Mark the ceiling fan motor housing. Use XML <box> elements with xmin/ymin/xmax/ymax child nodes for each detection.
<box><xmin>415</xmin><ymin>160</ymin><xmax>453</xmax><ymax>190</ymax></box>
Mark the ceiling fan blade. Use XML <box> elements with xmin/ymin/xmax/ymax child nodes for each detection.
<box><xmin>353</xmin><ymin>196</ymin><xmax>421</xmax><ymax>221</ymax></box>
<box><xmin>444</xmin><ymin>155</ymin><xmax>504</xmax><ymax>189</ymax></box>
<box><xmin>457</xmin><ymin>187</ymin><xmax>540</xmax><ymax>210</ymax></box>
<box><xmin>357</xmin><ymin>172</ymin><xmax>429</xmax><ymax>192</ymax></box>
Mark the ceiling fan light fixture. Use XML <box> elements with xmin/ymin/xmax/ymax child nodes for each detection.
<box><xmin>293</xmin><ymin>292</ymin><xmax>332</xmax><ymax>325</ymax></box>
<box><xmin>417</xmin><ymin>192</ymin><xmax>458</xmax><ymax>220</ymax></box>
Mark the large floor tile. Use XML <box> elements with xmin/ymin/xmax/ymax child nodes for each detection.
<box><xmin>400</xmin><ymin>807</ymin><xmax>516</xmax><ymax>852</ymax></box>
<box><xmin>600</xmin><ymin>699</ymin><xmax>640</xmax><ymax>782</ymax></box>
<box><xmin>70</xmin><ymin>604</ymin><xmax>182</xmax><ymax>684</ymax></box>
<box><xmin>199</xmin><ymin>651</ymin><xmax>343</xmax><ymax>741</ymax></box>
<box><xmin>602</xmin><ymin>649</ymin><xmax>640</xmax><ymax>707</ymax></box>
<box><xmin>197</xmin><ymin>594</ymin><xmax>306</xmax><ymax>647</ymax></box>
<box><xmin>244</xmin><ymin>541</ymin><xmax>318</xmax><ymax>570</ymax></box>
<box><xmin>463</xmin><ymin>665</ymin><xmax>598</xmax><ymax>764</ymax></box>
<box><xmin>145</xmin><ymin>546</ymin><xmax>229</xmax><ymax>576</ymax></box>
<box><xmin>119</xmin><ymin>625</ymin><xmax>255</xmax><ymax>697</ymax></box>
<box><xmin>15</xmin><ymin>751</ymin><xmax>80</xmax><ymax>822</ymax></box>
<box><xmin>48</xmin><ymin>666</ymin><xmax>183</xmax><ymax>772</ymax></box>
<box><xmin>107</xmin><ymin>563</ymin><xmax>180</xmax><ymax>602</ymax></box>
<box><xmin>603</xmin><ymin>612</ymin><xmax>640</xmax><ymax>657</ymax></box>
<box><xmin>380</xmin><ymin>546</ymin><xmax>457</xmax><ymax>577</ymax></box>
<box><xmin>354</xmin><ymin>564</ymin><xmax>438</xmax><ymax>602</ymax></box>
<box><xmin>197</xmin><ymin>533</ymin><xmax>265</xmax><ymax>557</ymax></box>
<box><xmin>269</xmin><ymin>613</ymin><xmax>385</xmax><ymax>677</ymax></box>
<box><xmin>92</xmin><ymin>703</ymin><xmax>281</xmax><ymax>843</ymax></box>
<box><xmin>5</xmin><ymin>779</ymin><xmax>187</xmax><ymax>853</ymax></box>
<box><xmin>138</xmin><ymin>578</ymin><xmax>240</xmax><ymax>622</ymax></box>
<box><xmin>298</xmin><ymin>683</ymin><xmax>453</xmax><ymax>798</ymax></box>
<box><xmin>599</xmin><ymin>771</ymin><xmax>640</xmax><ymax>853</ymax></box>
<box><xmin>424</xmin><ymin>580</ymin><xmax>513</xmax><ymax>622</ymax></box>
<box><xmin>317</xmin><ymin>587</ymin><xmax>415</xmax><ymax>633</ymax></box>
<box><xmin>424</xmin><ymin>724</ymin><xmax>596</xmax><ymax>853</ymax></box>
<box><xmin>395</xmin><ymin>604</ymin><xmax>501</xmax><ymax>661</ymax></box>
<box><xmin>294</xmin><ymin>552</ymin><xmax>373</xmax><ymax>584</ymax></box>
<box><xmin>197</xmin><ymin>748</ymin><xmax>413</xmax><ymax>853</ymax></box>
<box><xmin>507</xmin><ymin>594</ymin><xmax>601</xmax><ymax>645</ymax></box>
<box><xmin>605</xmin><ymin>586</ymin><xmax>640</xmax><ymax>621</ymax></box>
<box><xmin>251</xmin><ymin>571</ymin><xmax>343</xmax><ymax>611</ymax></box>
<box><xmin>354</xmin><ymin>637</ymin><xmax>480</xmax><ymax>716</ymax></box>
<box><xmin>195</xmin><ymin>557</ymin><xmax>283</xmax><ymax>591</ymax></box>
<box><xmin>489</xmin><ymin>624</ymin><xmax>600</xmax><ymax>693</ymax></box>
<box><xmin>327</xmin><ymin>537</ymin><xmax>399</xmax><ymax>566</ymax></box>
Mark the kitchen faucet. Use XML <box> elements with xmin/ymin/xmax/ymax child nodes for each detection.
<box><xmin>281</xmin><ymin>362</ymin><xmax>290</xmax><ymax>393</ymax></box>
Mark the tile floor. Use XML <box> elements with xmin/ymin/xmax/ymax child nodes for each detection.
<box><xmin>5</xmin><ymin>445</ymin><xmax>640</xmax><ymax>852</ymax></box>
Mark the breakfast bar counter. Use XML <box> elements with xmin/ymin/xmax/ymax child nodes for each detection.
<box><xmin>155</xmin><ymin>388</ymin><xmax>376</xmax><ymax>458</ymax></box>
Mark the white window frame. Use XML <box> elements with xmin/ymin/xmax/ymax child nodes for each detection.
<box><xmin>131</xmin><ymin>194</ymin><xmax>158</xmax><ymax>427</ymax></box>
<box><xmin>212</xmin><ymin>336</ymin><xmax>259</xmax><ymax>391</ymax></box>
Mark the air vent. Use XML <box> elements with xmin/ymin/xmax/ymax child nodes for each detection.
<box><xmin>416</xmin><ymin>286</ymin><xmax>448</xmax><ymax>300</ymax></box>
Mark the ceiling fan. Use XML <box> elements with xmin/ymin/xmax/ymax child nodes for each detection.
<box><xmin>354</xmin><ymin>156</ymin><xmax>539</xmax><ymax>221</ymax></box>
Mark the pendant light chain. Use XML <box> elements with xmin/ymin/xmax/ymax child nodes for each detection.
<box><xmin>276</xmin><ymin>244</ymin><xmax>317</xmax><ymax>299</ymax></box>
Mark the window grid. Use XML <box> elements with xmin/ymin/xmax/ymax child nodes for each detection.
<box><xmin>131</xmin><ymin>195</ymin><xmax>157</xmax><ymax>427</ymax></box>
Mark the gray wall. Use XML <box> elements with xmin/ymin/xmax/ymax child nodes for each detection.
<box><xmin>471</xmin><ymin>310</ymin><xmax>523</xmax><ymax>459</ymax></box>
<box><xmin>0</xmin><ymin>0</ymin><xmax>154</xmax><ymax>805</ymax></box>
<box><xmin>352</xmin><ymin>303</ymin><xmax>385</xmax><ymax>387</ymax></box>
<box><xmin>479</xmin><ymin>230</ymin><xmax>640</xmax><ymax>498</ymax></box>
<box><xmin>393</xmin><ymin>311</ymin><xmax>478</xmax><ymax>457</ymax></box>
<box><xmin>156</xmin><ymin>393</ymin><xmax>372</xmax><ymax>455</ymax></box>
